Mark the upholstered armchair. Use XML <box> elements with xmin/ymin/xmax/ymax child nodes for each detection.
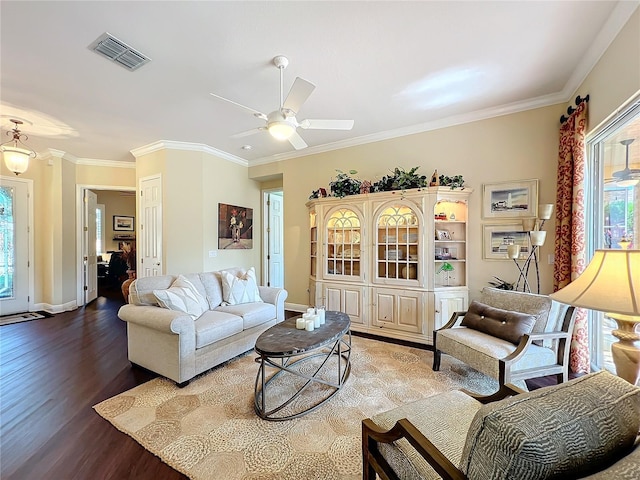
<box><xmin>433</xmin><ymin>287</ymin><xmax>576</xmax><ymax>387</ymax></box>
<box><xmin>362</xmin><ymin>371</ymin><xmax>640</xmax><ymax>480</ymax></box>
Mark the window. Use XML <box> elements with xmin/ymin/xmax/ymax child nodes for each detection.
<box><xmin>586</xmin><ymin>94</ymin><xmax>640</xmax><ymax>372</ymax></box>
<box><xmin>96</xmin><ymin>204</ymin><xmax>105</xmax><ymax>256</ymax></box>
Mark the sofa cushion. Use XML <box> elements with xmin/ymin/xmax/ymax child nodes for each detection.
<box><xmin>436</xmin><ymin>327</ymin><xmax>556</xmax><ymax>379</ymax></box>
<box><xmin>194</xmin><ymin>310</ymin><xmax>243</xmax><ymax>349</ymax></box>
<box><xmin>215</xmin><ymin>302</ymin><xmax>276</xmax><ymax>330</ymax></box>
<box><xmin>461</xmin><ymin>300</ymin><xmax>537</xmax><ymax>345</ymax></box>
<box><xmin>581</xmin><ymin>442</ymin><xmax>640</xmax><ymax>479</ymax></box>
<box><xmin>461</xmin><ymin>371</ymin><xmax>640</xmax><ymax>480</ymax></box>
<box><xmin>199</xmin><ymin>272</ymin><xmax>224</xmax><ymax>309</ymax></box>
<box><xmin>129</xmin><ymin>275</ymin><xmax>174</xmax><ymax>306</ymax></box>
<box><xmin>221</xmin><ymin>267</ymin><xmax>263</xmax><ymax>305</ymax></box>
<box><xmin>153</xmin><ymin>275</ymin><xmax>207</xmax><ymax>319</ymax></box>
<box><xmin>181</xmin><ymin>273</ymin><xmax>210</xmax><ymax>312</ymax></box>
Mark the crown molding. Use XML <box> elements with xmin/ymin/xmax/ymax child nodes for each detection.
<box><xmin>131</xmin><ymin>140</ymin><xmax>248</xmax><ymax>166</ymax></box>
<box><xmin>560</xmin><ymin>0</ymin><xmax>640</xmax><ymax>100</ymax></box>
<box><xmin>38</xmin><ymin>148</ymin><xmax>135</xmax><ymax>168</ymax></box>
<box><xmin>251</xmin><ymin>91</ymin><xmax>567</xmax><ymax>166</ymax></box>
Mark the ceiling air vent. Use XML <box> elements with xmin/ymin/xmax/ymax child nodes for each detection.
<box><xmin>89</xmin><ymin>32</ymin><xmax>151</xmax><ymax>71</ymax></box>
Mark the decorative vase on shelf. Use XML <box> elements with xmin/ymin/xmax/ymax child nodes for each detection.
<box><xmin>401</xmin><ymin>265</ymin><xmax>416</xmax><ymax>279</ymax></box>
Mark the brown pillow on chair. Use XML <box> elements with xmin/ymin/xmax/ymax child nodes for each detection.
<box><xmin>461</xmin><ymin>300</ymin><xmax>536</xmax><ymax>345</ymax></box>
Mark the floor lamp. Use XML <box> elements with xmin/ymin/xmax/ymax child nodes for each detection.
<box><xmin>509</xmin><ymin>204</ymin><xmax>554</xmax><ymax>294</ymax></box>
<box><xmin>550</xmin><ymin>249</ymin><xmax>640</xmax><ymax>385</ymax></box>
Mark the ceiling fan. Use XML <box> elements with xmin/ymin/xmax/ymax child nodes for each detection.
<box><xmin>606</xmin><ymin>139</ymin><xmax>640</xmax><ymax>186</ymax></box>
<box><xmin>210</xmin><ymin>55</ymin><xmax>354</xmax><ymax>150</ymax></box>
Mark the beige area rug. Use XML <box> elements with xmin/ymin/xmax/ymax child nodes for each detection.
<box><xmin>94</xmin><ymin>335</ymin><xmax>498</xmax><ymax>480</ymax></box>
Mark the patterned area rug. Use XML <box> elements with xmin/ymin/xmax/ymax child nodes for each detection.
<box><xmin>94</xmin><ymin>335</ymin><xmax>497</xmax><ymax>480</ymax></box>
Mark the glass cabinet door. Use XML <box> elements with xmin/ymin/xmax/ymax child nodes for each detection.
<box><xmin>375</xmin><ymin>203</ymin><xmax>420</xmax><ymax>284</ymax></box>
<box><xmin>325</xmin><ymin>207</ymin><xmax>363</xmax><ymax>280</ymax></box>
<box><xmin>310</xmin><ymin>210</ymin><xmax>318</xmax><ymax>278</ymax></box>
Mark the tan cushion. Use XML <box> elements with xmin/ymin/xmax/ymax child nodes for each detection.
<box><xmin>194</xmin><ymin>310</ymin><xmax>243</xmax><ymax>348</ymax></box>
<box><xmin>461</xmin><ymin>371</ymin><xmax>640</xmax><ymax>479</ymax></box>
<box><xmin>461</xmin><ymin>300</ymin><xmax>536</xmax><ymax>345</ymax></box>
<box><xmin>215</xmin><ymin>302</ymin><xmax>276</xmax><ymax>329</ymax></box>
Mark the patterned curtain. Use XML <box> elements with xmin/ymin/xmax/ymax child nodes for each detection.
<box><xmin>553</xmin><ymin>100</ymin><xmax>589</xmax><ymax>373</ymax></box>
<box><xmin>553</xmin><ymin>102</ymin><xmax>590</xmax><ymax>373</ymax></box>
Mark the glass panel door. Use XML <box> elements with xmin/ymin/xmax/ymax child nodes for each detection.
<box><xmin>587</xmin><ymin>95</ymin><xmax>640</xmax><ymax>372</ymax></box>
<box><xmin>0</xmin><ymin>186</ymin><xmax>15</xmax><ymax>299</ymax></box>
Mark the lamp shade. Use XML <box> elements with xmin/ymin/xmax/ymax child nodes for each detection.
<box><xmin>2</xmin><ymin>146</ymin><xmax>31</xmax><ymax>175</ymax></box>
<box><xmin>549</xmin><ymin>249</ymin><xmax>640</xmax><ymax>316</ymax></box>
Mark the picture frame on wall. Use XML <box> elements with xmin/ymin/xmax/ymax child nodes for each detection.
<box><xmin>218</xmin><ymin>203</ymin><xmax>253</xmax><ymax>249</ymax></box>
<box><xmin>483</xmin><ymin>223</ymin><xmax>530</xmax><ymax>260</ymax></box>
<box><xmin>482</xmin><ymin>179</ymin><xmax>538</xmax><ymax>219</ymax></box>
<box><xmin>113</xmin><ymin>215</ymin><xmax>134</xmax><ymax>231</ymax></box>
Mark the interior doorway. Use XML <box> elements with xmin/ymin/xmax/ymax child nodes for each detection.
<box><xmin>76</xmin><ymin>185</ymin><xmax>136</xmax><ymax>306</ymax></box>
<box><xmin>263</xmin><ymin>189</ymin><xmax>284</xmax><ymax>288</ymax></box>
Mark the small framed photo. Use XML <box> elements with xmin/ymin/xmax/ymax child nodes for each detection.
<box><xmin>482</xmin><ymin>179</ymin><xmax>538</xmax><ymax>219</ymax></box>
<box><xmin>436</xmin><ymin>229</ymin><xmax>451</xmax><ymax>240</ymax></box>
<box><xmin>483</xmin><ymin>224</ymin><xmax>530</xmax><ymax>260</ymax></box>
<box><xmin>113</xmin><ymin>215</ymin><xmax>134</xmax><ymax>231</ymax></box>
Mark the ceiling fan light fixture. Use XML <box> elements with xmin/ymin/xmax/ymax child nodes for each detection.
<box><xmin>267</xmin><ymin>111</ymin><xmax>296</xmax><ymax>140</ymax></box>
<box><xmin>617</xmin><ymin>178</ymin><xmax>639</xmax><ymax>187</ymax></box>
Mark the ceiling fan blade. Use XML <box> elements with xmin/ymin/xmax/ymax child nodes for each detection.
<box><xmin>209</xmin><ymin>92</ymin><xmax>267</xmax><ymax>120</ymax></box>
<box><xmin>231</xmin><ymin>127</ymin><xmax>266</xmax><ymax>139</ymax></box>
<box><xmin>300</xmin><ymin>119</ymin><xmax>354</xmax><ymax>130</ymax></box>
<box><xmin>282</xmin><ymin>78</ymin><xmax>315</xmax><ymax>114</ymax></box>
<box><xmin>287</xmin><ymin>130</ymin><xmax>308</xmax><ymax>150</ymax></box>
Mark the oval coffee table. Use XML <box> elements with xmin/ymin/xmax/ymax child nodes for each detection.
<box><xmin>254</xmin><ymin>311</ymin><xmax>351</xmax><ymax>421</ymax></box>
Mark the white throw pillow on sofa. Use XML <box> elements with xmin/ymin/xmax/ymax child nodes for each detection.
<box><xmin>154</xmin><ymin>275</ymin><xmax>207</xmax><ymax>319</ymax></box>
<box><xmin>221</xmin><ymin>267</ymin><xmax>263</xmax><ymax>305</ymax></box>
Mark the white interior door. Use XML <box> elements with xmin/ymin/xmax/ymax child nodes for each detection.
<box><xmin>0</xmin><ymin>177</ymin><xmax>30</xmax><ymax>315</ymax></box>
<box><xmin>140</xmin><ymin>175</ymin><xmax>163</xmax><ymax>277</ymax></box>
<box><xmin>267</xmin><ymin>192</ymin><xmax>284</xmax><ymax>288</ymax></box>
<box><xmin>84</xmin><ymin>189</ymin><xmax>98</xmax><ymax>304</ymax></box>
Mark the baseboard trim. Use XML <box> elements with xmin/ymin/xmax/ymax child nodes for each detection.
<box><xmin>284</xmin><ymin>302</ymin><xmax>308</xmax><ymax>313</ymax></box>
<box><xmin>32</xmin><ymin>300</ymin><xmax>78</xmax><ymax>315</ymax></box>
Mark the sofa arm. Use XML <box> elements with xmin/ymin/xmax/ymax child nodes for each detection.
<box><xmin>258</xmin><ymin>286</ymin><xmax>288</xmax><ymax>322</ymax></box>
<box><xmin>118</xmin><ymin>304</ymin><xmax>195</xmax><ymax>336</ymax></box>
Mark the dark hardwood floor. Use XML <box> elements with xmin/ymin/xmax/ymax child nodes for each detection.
<box><xmin>0</xmin><ymin>284</ymin><xmax>186</xmax><ymax>480</ymax></box>
<box><xmin>0</xmin><ymin>285</ymin><xmax>562</xmax><ymax>479</ymax></box>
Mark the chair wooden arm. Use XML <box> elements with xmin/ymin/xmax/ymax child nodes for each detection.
<box><xmin>461</xmin><ymin>382</ymin><xmax>525</xmax><ymax>403</ymax></box>
<box><xmin>437</xmin><ymin>311</ymin><xmax>468</xmax><ymax>331</ymax></box>
<box><xmin>362</xmin><ymin>418</ymin><xmax>467</xmax><ymax>480</ymax></box>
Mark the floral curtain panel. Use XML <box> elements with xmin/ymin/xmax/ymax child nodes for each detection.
<box><xmin>554</xmin><ymin>100</ymin><xmax>589</xmax><ymax>373</ymax></box>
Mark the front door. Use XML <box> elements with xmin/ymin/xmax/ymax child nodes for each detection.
<box><xmin>0</xmin><ymin>177</ymin><xmax>31</xmax><ymax>315</ymax></box>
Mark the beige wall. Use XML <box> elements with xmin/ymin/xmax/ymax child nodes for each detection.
<box><xmin>251</xmin><ymin>105</ymin><xmax>564</xmax><ymax>306</ymax></box>
<box><xmin>576</xmin><ymin>8</ymin><xmax>640</xmax><ymax>131</ymax></box>
<box><xmin>136</xmin><ymin>148</ymin><xmax>262</xmax><ymax>277</ymax></box>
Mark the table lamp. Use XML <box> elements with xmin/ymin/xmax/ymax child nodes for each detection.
<box><xmin>549</xmin><ymin>249</ymin><xmax>640</xmax><ymax>384</ymax></box>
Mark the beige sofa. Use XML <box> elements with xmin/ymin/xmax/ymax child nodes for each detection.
<box><xmin>118</xmin><ymin>268</ymin><xmax>288</xmax><ymax>386</ymax></box>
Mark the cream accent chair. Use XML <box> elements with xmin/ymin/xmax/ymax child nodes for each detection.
<box><xmin>432</xmin><ymin>287</ymin><xmax>576</xmax><ymax>388</ymax></box>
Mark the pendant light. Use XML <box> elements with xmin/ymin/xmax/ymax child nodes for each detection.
<box><xmin>1</xmin><ymin>119</ymin><xmax>36</xmax><ymax>175</ymax></box>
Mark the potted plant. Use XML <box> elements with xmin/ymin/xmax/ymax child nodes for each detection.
<box><xmin>329</xmin><ymin>169</ymin><xmax>362</xmax><ymax>198</ymax></box>
<box><xmin>372</xmin><ymin>166</ymin><xmax>428</xmax><ymax>193</ymax></box>
<box><xmin>437</xmin><ymin>262</ymin><xmax>454</xmax><ymax>286</ymax></box>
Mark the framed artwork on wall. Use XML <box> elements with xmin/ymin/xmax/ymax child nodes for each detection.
<box><xmin>113</xmin><ymin>215</ymin><xmax>134</xmax><ymax>231</ymax></box>
<box><xmin>218</xmin><ymin>203</ymin><xmax>253</xmax><ymax>249</ymax></box>
<box><xmin>483</xmin><ymin>223</ymin><xmax>530</xmax><ymax>260</ymax></box>
<box><xmin>482</xmin><ymin>179</ymin><xmax>538</xmax><ymax>219</ymax></box>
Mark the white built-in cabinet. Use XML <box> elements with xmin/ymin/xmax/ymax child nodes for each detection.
<box><xmin>308</xmin><ymin>187</ymin><xmax>472</xmax><ymax>345</ymax></box>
